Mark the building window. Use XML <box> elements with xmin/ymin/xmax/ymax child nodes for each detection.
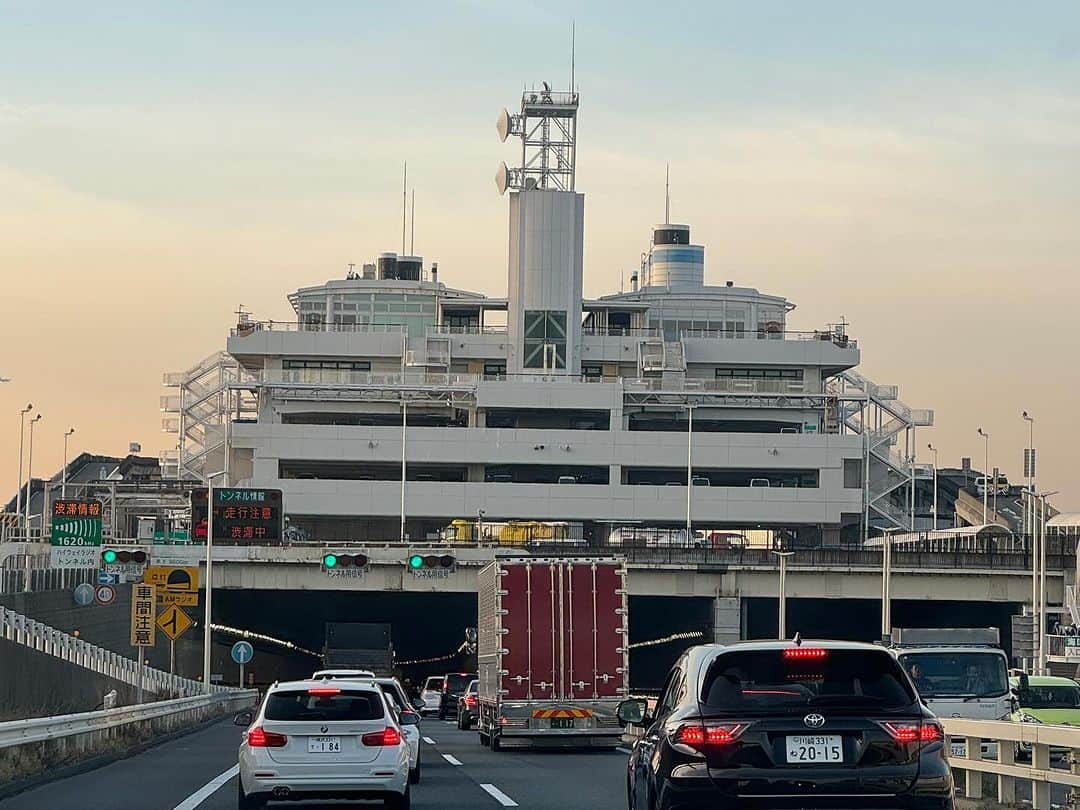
<box><xmin>844</xmin><ymin>458</ymin><xmax>863</xmax><ymax>489</ymax></box>
<box><xmin>483</xmin><ymin>362</ymin><xmax>506</xmax><ymax>379</ymax></box>
<box><xmin>582</xmin><ymin>364</ymin><xmax>602</xmax><ymax>380</ymax></box>
<box><xmin>523</xmin><ymin>310</ymin><xmax>566</xmax><ymax>369</ymax></box>
<box><xmin>283</xmin><ymin>360</ymin><xmax>371</xmax><ymax>371</ymax></box>
<box><xmin>715</xmin><ymin>368</ymin><xmax>803</xmax><ymax>380</ymax></box>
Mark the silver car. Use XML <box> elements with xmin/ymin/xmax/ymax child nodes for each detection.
<box><xmin>236</xmin><ymin>679</ymin><xmax>413</xmax><ymax>809</ymax></box>
<box><xmin>419</xmin><ymin>676</ymin><xmax>442</xmax><ymax>715</ymax></box>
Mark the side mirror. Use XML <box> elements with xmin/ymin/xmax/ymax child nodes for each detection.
<box><xmin>616</xmin><ymin>698</ymin><xmax>649</xmax><ymax>728</ymax></box>
<box><xmin>412</xmin><ymin>698</ymin><xmax>425</xmax><ymax>711</ymax></box>
<box><xmin>233</xmin><ymin>711</ymin><xmax>253</xmax><ymax>727</ymax></box>
<box><xmin>399</xmin><ymin>710</ymin><xmax>421</xmax><ymax>726</ymax></box>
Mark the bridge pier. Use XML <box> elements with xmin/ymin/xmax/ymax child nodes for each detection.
<box><xmin>712</xmin><ymin>594</ymin><xmax>742</xmax><ymax>645</ymax></box>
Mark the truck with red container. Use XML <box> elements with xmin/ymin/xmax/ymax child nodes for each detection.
<box><xmin>476</xmin><ymin>557</ymin><xmax>628</xmax><ymax>750</ymax></box>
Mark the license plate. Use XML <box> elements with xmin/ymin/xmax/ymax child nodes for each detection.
<box><xmin>786</xmin><ymin>735</ymin><xmax>843</xmax><ymax>763</ymax></box>
<box><xmin>550</xmin><ymin>718</ymin><xmax>575</xmax><ymax>729</ymax></box>
<box><xmin>308</xmin><ymin>736</ymin><xmax>341</xmax><ymax>753</ymax></box>
<box><xmin>949</xmin><ymin>740</ymin><xmax>967</xmax><ymax>758</ymax></box>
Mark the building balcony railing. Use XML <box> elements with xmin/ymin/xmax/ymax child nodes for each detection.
<box><xmin>681</xmin><ymin>329</ymin><xmax>857</xmax><ymax>348</ymax></box>
<box><xmin>231</xmin><ymin>321</ymin><xmax>408</xmax><ymax>337</ymax></box>
<box><xmin>582</xmin><ymin>327</ymin><xmax>662</xmax><ymax>337</ymax></box>
<box><xmin>427</xmin><ymin>325</ymin><xmax>508</xmax><ymax>336</ymax></box>
<box><xmin>624</xmin><ymin>377</ymin><xmax>812</xmax><ymax>395</ymax></box>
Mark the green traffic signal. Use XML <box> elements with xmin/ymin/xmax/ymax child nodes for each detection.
<box><xmin>102</xmin><ymin>549</ymin><xmax>118</xmax><ymax>564</ymax></box>
<box><xmin>323</xmin><ymin>554</ymin><xmax>338</xmax><ymax>569</ymax></box>
<box><xmin>408</xmin><ymin>554</ymin><xmax>424</xmax><ymax>570</ymax></box>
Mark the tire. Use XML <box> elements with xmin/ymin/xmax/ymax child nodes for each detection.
<box><xmin>385</xmin><ymin>785</ymin><xmax>411</xmax><ymax>810</ymax></box>
<box><xmin>457</xmin><ymin>713</ymin><xmax>468</xmax><ymax>730</ymax></box>
<box><xmin>490</xmin><ymin>732</ymin><xmax>502</xmax><ymax>752</ymax></box>
<box><xmin>409</xmin><ymin>757</ymin><xmax>421</xmax><ymax>785</ymax></box>
<box><xmin>237</xmin><ymin>780</ymin><xmax>266</xmax><ymax>810</ymax></box>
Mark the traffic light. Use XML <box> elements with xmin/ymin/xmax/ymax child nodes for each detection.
<box><xmin>407</xmin><ymin>553</ymin><xmax>455</xmax><ymax>571</ymax></box>
<box><xmin>321</xmin><ymin>552</ymin><xmax>369</xmax><ymax>571</ymax></box>
<box><xmin>100</xmin><ymin>548</ymin><xmax>147</xmax><ymax>565</ymax></box>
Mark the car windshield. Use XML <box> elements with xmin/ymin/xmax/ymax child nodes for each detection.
<box><xmin>444</xmin><ymin>674</ymin><xmax>475</xmax><ymax>692</ymax></box>
<box><xmin>1020</xmin><ymin>685</ymin><xmax>1080</xmax><ymax>709</ymax></box>
<box><xmin>423</xmin><ymin>677</ymin><xmax>442</xmax><ymax>691</ymax></box>
<box><xmin>898</xmin><ymin>652</ymin><xmax>1009</xmax><ymax>699</ymax></box>
<box><xmin>265</xmin><ymin>689</ymin><xmax>383</xmax><ymax>722</ymax></box>
<box><xmin>701</xmin><ymin>648</ymin><xmax>916</xmax><ymax>714</ymax></box>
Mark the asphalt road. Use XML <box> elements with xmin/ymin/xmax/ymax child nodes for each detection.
<box><xmin>0</xmin><ymin>717</ymin><xmax>629</xmax><ymax>810</ymax></box>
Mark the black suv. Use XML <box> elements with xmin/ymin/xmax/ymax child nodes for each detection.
<box><xmin>438</xmin><ymin>672</ymin><xmax>477</xmax><ymax>721</ymax></box>
<box><xmin>619</xmin><ymin>640</ymin><xmax>953</xmax><ymax>810</ymax></box>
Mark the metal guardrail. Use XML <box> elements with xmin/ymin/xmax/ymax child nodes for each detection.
<box><xmin>0</xmin><ymin>690</ymin><xmax>258</xmax><ymax>750</ymax></box>
<box><xmin>0</xmin><ymin>604</ymin><xmax>228</xmax><ymax>698</ymax></box>
<box><xmin>943</xmin><ymin>717</ymin><xmax>1080</xmax><ymax>808</ymax></box>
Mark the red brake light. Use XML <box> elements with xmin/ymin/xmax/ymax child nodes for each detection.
<box><xmin>362</xmin><ymin>727</ymin><xmax>402</xmax><ymax>747</ymax></box>
<box><xmin>783</xmin><ymin>648</ymin><xmax>828</xmax><ymax>660</ymax></box>
<box><xmin>308</xmin><ymin>688</ymin><xmax>341</xmax><ymax>697</ymax></box>
<box><xmin>247</xmin><ymin>727</ymin><xmax>288</xmax><ymax>748</ymax></box>
<box><xmin>465</xmin><ymin>695</ymin><xmax>477</xmax><ymax>707</ymax></box>
<box><xmin>883</xmin><ymin>722</ymin><xmax>942</xmax><ymax>745</ymax></box>
<box><xmin>675</xmin><ymin>723</ymin><xmax>745</xmax><ymax>750</ymax></box>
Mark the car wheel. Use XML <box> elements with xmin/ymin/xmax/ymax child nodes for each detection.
<box><xmin>385</xmin><ymin>784</ymin><xmax>411</xmax><ymax>810</ymax></box>
<box><xmin>409</xmin><ymin>757</ymin><xmax>421</xmax><ymax>785</ymax></box>
<box><xmin>457</xmin><ymin>713</ymin><xmax>468</xmax><ymax>730</ymax></box>
<box><xmin>237</xmin><ymin>780</ymin><xmax>266</xmax><ymax>810</ymax></box>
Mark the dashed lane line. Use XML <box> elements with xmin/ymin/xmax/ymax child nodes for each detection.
<box><xmin>480</xmin><ymin>784</ymin><xmax>520</xmax><ymax>807</ymax></box>
<box><xmin>423</xmin><ymin>736</ymin><xmax>437</xmax><ymax>745</ymax></box>
<box><xmin>442</xmin><ymin>753</ymin><xmax>464</xmax><ymax>766</ymax></box>
<box><xmin>616</xmin><ymin>747</ymin><xmax>633</xmax><ymax>755</ymax></box>
<box><xmin>172</xmin><ymin>765</ymin><xmax>238</xmax><ymax>810</ymax></box>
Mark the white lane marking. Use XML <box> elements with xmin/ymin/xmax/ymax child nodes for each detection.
<box><xmin>616</xmin><ymin>747</ymin><xmax>633</xmax><ymax>755</ymax></box>
<box><xmin>480</xmin><ymin>784</ymin><xmax>519</xmax><ymax>807</ymax></box>
<box><xmin>442</xmin><ymin>753</ymin><xmax>463</xmax><ymax>766</ymax></box>
<box><xmin>172</xmin><ymin>765</ymin><xmax>239</xmax><ymax>810</ymax></box>
<box><xmin>423</xmin><ymin>736</ymin><xmax>437</xmax><ymax>745</ymax></box>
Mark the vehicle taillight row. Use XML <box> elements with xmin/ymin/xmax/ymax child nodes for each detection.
<box><xmin>674</xmin><ymin>722</ymin><xmax>747</xmax><ymax>750</ymax></box>
<box><xmin>465</xmin><ymin>695</ymin><xmax>477</xmax><ymax>707</ymax></box>
<box><xmin>247</xmin><ymin>727</ymin><xmax>288</xmax><ymax>748</ymax></box>
<box><xmin>881</xmin><ymin>721</ymin><xmax>944</xmax><ymax>745</ymax></box>
<box><xmin>783</xmin><ymin>647</ymin><xmax>828</xmax><ymax>660</ymax></box>
<box><xmin>362</xmin><ymin>727</ymin><xmax>402</xmax><ymax>747</ymax></box>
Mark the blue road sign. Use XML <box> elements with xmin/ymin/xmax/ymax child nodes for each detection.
<box><xmin>73</xmin><ymin>583</ymin><xmax>95</xmax><ymax>606</ymax></box>
<box><xmin>97</xmin><ymin>570</ymin><xmax>119</xmax><ymax>585</ymax></box>
<box><xmin>231</xmin><ymin>641</ymin><xmax>254</xmax><ymax>665</ymax></box>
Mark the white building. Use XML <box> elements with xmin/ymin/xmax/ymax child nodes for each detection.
<box><xmin>163</xmin><ymin>84</ymin><xmax>932</xmax><ymax>547</ymax></box>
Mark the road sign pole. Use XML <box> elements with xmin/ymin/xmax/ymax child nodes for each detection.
<box><xmin>240</xmin><ymin>661</ymin><xmax>244</xmax><ymax>688</ymax></box>
<box><xmin>170</xmin><ymin>638</ymin><xmax>175</xmax><ymax>675</ymax></box>
<box><xmin>136</xmin><ymin>645</ymin><xmax>144</xmax><ymax>703</ymax></box>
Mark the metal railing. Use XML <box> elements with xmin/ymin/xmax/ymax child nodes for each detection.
<box><xmin>679</xmin><ymin>328</ymin><xmax>856</xmax><ymax>349</ymax></box>
<box><xmin>0</xmin><ymin>690</ymin><xmax>257</xmax><ymax>751</ymax></box>
<box><xmin>0</xmin><ymin>604</ymin><xmax>228</xmax><ymax>698</ymax></box>
<box><xmin>427</xmin><ymin>325</ymin><xmax>508</xmax><ymax>336</ymax></box>
<box><xmin>230</xmin><ymin>321</ymin><xmax>407</xmax><ymax>336</ymax></box>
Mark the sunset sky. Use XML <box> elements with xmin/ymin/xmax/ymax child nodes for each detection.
<box><xmin>2</xmin><ymin>2</ymin><xmax>1078</xmax><ymax>504</ymax></box>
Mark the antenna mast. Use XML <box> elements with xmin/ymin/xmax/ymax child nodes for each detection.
<box><xmin>410</xmin><ymin>189</ymin><xmax>415</xmax><ymax>255</ymax></box>
<box><xmin>570</xmin><ymin>21</ymin><xmax>575</xmax><ymax>91</ymax></box>
<box><xmin>401</xmin><ymin>161</ymin><xmax>407</xmax><ymax>255</ymax></box>
<box><xmin>665</xmin><ymin>163</ymin><xmax>670</xmax><ymax>224</ymax></box>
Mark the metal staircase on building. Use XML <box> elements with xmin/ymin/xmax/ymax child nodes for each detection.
<box><xmin>405</xmin><ymin>335</ymin><xmax>452</xmax><ymax>373</ymax></box>
<box><xmin>637</xmin><ymin>338</ymin><xmax>686</xmax><ymax>385</ymax></box>
<box><xmin>827</xmin><ymin>370</ymin><xmax>934</xmax><ymax>536</ymax></box>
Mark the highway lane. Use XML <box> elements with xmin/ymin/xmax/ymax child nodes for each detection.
<box><xmin>0</xmin><ymin>717</ymin><xmax>629</xmax><ymax>810</ymax></box>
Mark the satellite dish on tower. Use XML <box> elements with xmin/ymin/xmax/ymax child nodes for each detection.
<box><xmin>496</xmin><ymin>108</ymin><xmax>512</xmax><ymax>143</ymax></box>
<box><xmin>495</xmin><ymin>162</ymin><xmax>510</xmax><ymax>195</ymax></box>
<box><xmin>542</xmin><ymin>81</ymin><xmax>551</xmax><ymax>93</ymax></box>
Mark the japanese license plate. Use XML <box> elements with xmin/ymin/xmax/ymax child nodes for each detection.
<box><xmin>550</xmin><ymin>717</ymin><xmax>575</xmax><ymax>729</ymax></box>
<box><xmin>949</xmin><ymin>740</ymin><xmax>967</xmax><ymax>758</ymax></box>
<box><xmin>308</xmin><ymin>736</ymin><xmax>341</xmax><ymax>753</ymax></box>
<box><xmin>786</xmin><ymin>734</ymin><xmax>843</xmax><ymax>763</ymax></box>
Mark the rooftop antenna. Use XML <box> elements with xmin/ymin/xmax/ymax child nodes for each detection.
<box><xmin>570</xmin><ymin>20</ymin><xmax>576</xmax><ymax>91</ymax></box>
<box><xmin>410</xmin><ymin>189</ymin><xmax>415</xmax><ymax>255</ymax></box>
<box><xmin>401</xmin><ymin>161</ymin><xmax>407</xmax><ymax>255</ymax></box>
<box><xmin>665</xmin><ymin>163</ymin><xmax>670</xmax><ymax>224</ymax></box>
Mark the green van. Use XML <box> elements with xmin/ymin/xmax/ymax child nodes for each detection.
<box><xmin>1010</xmin><ymin>674</ymin><xmax>1080</xmax><ymax>757</ymax></box>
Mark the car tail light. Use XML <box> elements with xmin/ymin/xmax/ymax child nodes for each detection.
<box><xmin>362</xmin><ymin>727</ymin><xmax>403</xmax><ymax>747</ymax></box>
<box><xmin>882</xmin><ymin>721</ymin><xmax>943</xmax><ymax>745</ymax></box>
<box><xmin>308</xmin><ymin>688</ymin><xmax>341</xmax><ymax>697</ymax></box>
<box><xmin>465</xmin><ymin>695</ymin><xmax>477</xmax><ymax>707</ymax></box>
<box><xmin>783</xmin><ymin>648</ymin><xmax>828</xmax><ymax>660</ymax></box>
<box><xmin>247</xmin><ymin>727</ymin><xmax>288</xmax><ymax>748</ymax></box>
<box><xmin>674</xmin><ymin>722</ymin><xmax>746</xmax><ymax>751</ymax></box>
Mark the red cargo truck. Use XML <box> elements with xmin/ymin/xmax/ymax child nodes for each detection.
<box><xmin>476</xmin><ymin>558</ymin><xmax>628</xmax><ymax>750</ymax></box>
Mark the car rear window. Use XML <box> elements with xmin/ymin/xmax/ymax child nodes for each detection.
<box><xmin>444</xmin><ymin>674</ymin><xmax>476</xmax><ymax>692</ymax></box>
<box><xmin>265</xmin><ymin>690</ymin><xmax>384</xmax><ymax>722</ymax></box>
<box><xmin>701</xmin><ymin>648</ymin><xmax>916</xmax><ymax>713</ymax></box>
<box><xmin>377</xmin><ymin>681</ymin><xmax>408</xmax><ymax>708</ymax></box>
<box><xmin>424</xmin><ymin>677</ymin><xmax>442</xmax><ymax>690</ymax></box>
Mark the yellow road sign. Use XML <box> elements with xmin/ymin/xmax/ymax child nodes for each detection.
<box><xmin>156</xmin><ymin>604</ymin><xmax>193</xmax><ymax>641</ymax></box>
<box><xmin>144</xmin><ymin>566</ymin><xmax>199</xmax><ymax>606</ymax></box>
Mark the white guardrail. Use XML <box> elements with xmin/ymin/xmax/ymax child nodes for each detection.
<box><xmin>944</xmin><ymin>717</ymin><xmax>1080</xmax><ymax>809</ymax></box>
<box><xmin>0</xmin><ymin>690</ymin><xmax>258</xmax><ymax>750</ymax></box>
<box><xmin>0</xmin><ymin>604</ymin><xmax>231</xmax><ymax>698</ymax></box>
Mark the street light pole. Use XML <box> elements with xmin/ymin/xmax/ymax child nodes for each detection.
<box><xmin>24</xmin><ymin>414</ymin><xmax>42</xmax><ymax>538</ymax></box>
<box><xmin>977</xmin><ymin>428</ymin><xmax>989</xmax><ymax>524</ymax></box>
<box><xmin>686</xmin><ymin>403</ymin><xmax>694</xmax><ymax>541</ymax></box>
<box><xmin>1023</xmin><ymin>411</ymin><xmax>1035</xmax><ymax>537</ymax></box>
<box><xmin>203</xmin><ymin>470</ymin><xmax>226</xmax><ymax>693</ymax></box>
<box><xmin>879</xmin><ymin>527</ymin><xmax>900</xmax><ymax>640</ymax></box>
<box><xmin>927</xmin><ymin>444</ymin><xmax>938</xmax><ymax>530</ymax></box>
<box><xmin>15</xmin><ymin>404</ymin><xmax>32</xmax><ymax>538</ymax></box>
<box><xmin>1036</xmin><ymin>490</ymin><xmax>1058</xmax><ymax>675</ymax></box>
<box><xmin>772</xmin><ymin>551</ymin><xmax>795</xmax><ymax>639</ymax></box>
<box><xmin>400</xmin><ymin>399</ymin><xmax>408</xmax><ymax>543</ymax></box>
<box><xmin>62</xmin><ymin>427</ymin><xmax>75</xmax><ymax>499</ymax></box>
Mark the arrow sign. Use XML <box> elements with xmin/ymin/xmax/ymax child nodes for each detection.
<box><xmin>156</xmin><ymin>605</ymin><xmax>193</xmax><ymax>641</ymax></box>
<box><xmin>231</xmin><ymin>641</ymin><xmax>254</xmax><ymax>665</ymax></box>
